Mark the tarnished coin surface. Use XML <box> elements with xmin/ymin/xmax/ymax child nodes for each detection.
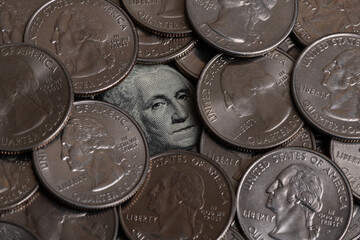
<box><xmin>120</xmin><ymin>150</ymin><xmax>235</xmax><ymax>240</ymax></box>
<box><xmin>25</xmin><ymin>0</ymin><xmax>138</xmax><ymax>96</ymax></box>
<box><xmin>0</xmin><ymin>44</ymin><xmax>73</xmax><ymax>153</ymax></box>
<box><xmin>292</xmin><ymin>33</ymin><xmax>360</xmax><ymax>140</ymax></box>
<box><xmin>286</xmin><ymin>126</ymin><xmax>316</xmax><ymax>150</ymax></box>
<box><xmin>0</xmin><ymin>154</ymin><xmax>38</xmax><ymax>212</ymax></box>
<box><xmin>237</xmin><ymin>147</ymin><xmax>353</xmax><ymax>240</ymax></box>
<box><xmin>344</xmin><ymin>203</ymin><xmax>360</xmax><ymax>240</ymax></box>
<box><xmin>33</xmin><ymin>100</ymin><xmax>149</xmax><ymax>209</ymax></box>
<box><xmin>0</xmin><ymin>0</ymin><xmax>49</xmax><ymax>44</ymax></box>
<box><xmin>175</xmin><ymin>40</ymin><xmax>217</xmax><ymax>80</ymax></box>
<box><xmin>136</xmin><ymin>27</ymin><xmax>196</xmax><ymax>64</ymax></box>
<box><xmin>199</xmin><ymin>129</ymin><xmax>257</xmax><ymax>190</ymax></box>
<box><xmin>1</xmin><ymin>190</ymin><xmax>119</xmax><ymax>240</ymax></box>
<box><xmin>0</xmin><ymin>221</ymin><xmax>39</xmax><ymax>240</ymax></box>
<box><xmin>197</xmin><ymin>52</ymin><xmax>303</xmax><ymax>150</ymax></box>
<box><xmin>293</xmin><ymin>0</ymin><xmax>360</xmax><ymax>46</ymax></box>
<box><xmin>120</xmin><ymin>0</ymin><xmax>192</xmax><ymax>36</ymax></box>
<box><xmin>331</xmin><ymin>139</ymin><xmax>360</xmax><ymax>201</ymax></box>
<box><xmin>186</xmin><ymin>0</ymin><xmax>297</xmax><ymax>57</ymax></box>
<box><xmin>200</xmin><ymin>126</ymin><xmax>315</xmax><ymax>191</ymax></box>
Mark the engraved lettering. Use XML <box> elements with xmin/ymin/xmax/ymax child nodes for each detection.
<box><xmin>38</xmin><ymin>152</ymin><xmax>48</xmax><ymax>170</ymax></box>
<box><xmin>298</xmin><ymin>84</ymin><xmax>330</xmax><ymax>100</ymax></box>
<box><xmin>272</xmin><ymin>151</ymin><xmax>306</xmax><ymax>163</ymax></box>
<box><xmin>248</xmin><ymin>227</ymin><xmax>264</xmax><ymax>240</ymax></box>
<box><xmin>126</xmin><ymin>214</ymin><xmax>158</xmax><ymax>223</ymax></box>
<box><xmin>128</xmin><ymin>0</ymin><xmax>160</xmax><ymax>4</ymax></box>
<box><xmin>342</xmin><ymin>167</ymin><xmax>360</xmax><ymax>192</ymax></box>
<box><xmin>302</xmin><ymin>42</ymin><xmax>329</xmax><ymax>67</ymax></box>
<box><xmin>336</xmin><ymin>151</ymin><xmax>360</xmax><ymax>166</ymax></box>
<box><xmin>57</xmin><ymin>173</ymin><xmax>87</xmax><ymax>192</ymax></box>
<box><xmin>243</xmin><ymin>209</ymin><xmax>275</xmax><ymax>222</ymax></box>
<box><xmin>243</xmin><ymin>161</ymin><xmax>270</xmax><ymax>190</ymax></box>
<box><xmin>323</xmin><ymin>167</ymin><xmax>348</xmax><ymax>210</ymax></box>
<box><xmin>232</xmin><ymin>119</ymin><xmax>256</xmax><ymax>140</ymax></box>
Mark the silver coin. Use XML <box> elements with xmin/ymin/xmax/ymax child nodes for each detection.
<box><xmin>197</xmin><ymin>51</ymin><xmax>303</xmax><ymax>150</ymax></box>
<box><xmin>331</xmin><ymin>139</ymin><xmax>360</xmax><ymax>201</ymax></box>
<box><xmin>237</xmin><ymin>147</ymin><xmax>353</xmax><ymax>240</ymax></box>
<box><xmin>344</xmin><ymin>202</ymin><xmax>360</xmax><ymax>240</ymax></box>
<box><xmin>292</xmin><ymin>33</ymin><xmax>360</xmax><ymax>140</ymax></box>
<box><xmin>186</xmin><ymin>0</ymin><xmax>298</xmax><ymax>57</ymax></box>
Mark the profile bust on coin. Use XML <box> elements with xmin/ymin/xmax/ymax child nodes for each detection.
<box><xmin>61</xmin><ymin>117</ymin><xmax>131</xmax><ymax>192</ymax></box>
<box><xmin>322</xmin><ymin>48</ymin><xmax>360</xmax><ymax>122</ymax></box>
<box><xmin>50</xmin><ymin>8</ymin><xmax>115</xmax><ymax>78</ymax></box>
<box><xmin>220</xmin><ymin>61</ymin><xmax>291</xmax><ymax>132</ymax></box>
<box><xmin>209</xmin><ymin>0</ymin><xmax>278</xmax><ymax>44</ymax></box>
<box><xmin>302</xmin><ymin>0</ymin><xmax>360</xmax><ymax>38</ymax></box>
<box><xmin>148</xmin><ymin>165</ymin><xmax>205</xmax><ymax>239</ymax></box>
<box><xmin>266</xmin><ymin>164</ymin><xmax>323</xmax><ymax>240</ymax></box>
<box><xmin>101</xmin><ymin>64</ymin><xmax>201</xmax><ymax>155</ymax></box>
<box><xmin>0</xmin><ymin>57</ymin><xmax>53</xmax><ymax>136</ymax></box>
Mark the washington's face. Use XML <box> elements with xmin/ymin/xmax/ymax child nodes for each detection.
<box><xmin>266</xmin><ymin>167</ymin><xmax>296</xmax><ymax>214</ymax></box>
<box><xmin>136</xmin><ymin>70</ymin><xmax>200</xmax><ymax>150</ymax></box>
<box><xmin>322</xmin><ymin>60</ymin><xmax>349</xmax><ymax>92</ymax></box>
<box><xmin>61</xmin><ymin>128</ymin><xmax>91</xmax><ymax>171</ymax></box>
<box><xmin>148</xmin><ymin>173</ymin><xmax>177</xmax><ymax>215</ymax></box>
<box><xmin>51</xmin><ymin>13</ymin><xmax>82</xmax><ymax>56</ymax></box>
<box><xmin>221</xmin><ymin>73</ymin><xmax>255</xmax><ymax>118</ymax></box>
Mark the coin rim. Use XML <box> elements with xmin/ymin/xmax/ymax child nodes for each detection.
<box><xmin>32</xmin><ymin>100</ymin><xmax>150</xmax><ymax>210</ymax></box>
<box><xmin>185</xmin><ymin>0</ymin><xmax>298</xmax><ymax>57</ymax></box>
<box><xmin>291</xmin><ymin>33</ymin><xmax>360</xmax><ymax>141</ymax></box>
<box><xmin>119</xmin><ymin>149</ymin><xmax>236</xmax><ymax>240</ymax></box>
<box><xmin>236</xmin><ymin>146</ymin><xmax>353</xmax><ymax>240</ymax></box>
<box><xmin>0</xmin><ymin>43</ymin><xmax>74</xmax><ymax>154</ymax></box>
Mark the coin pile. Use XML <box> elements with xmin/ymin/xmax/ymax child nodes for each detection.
<box><xmin>1</xmin><ymin>0</ymin><xmax>360</xmax><ymax>239</ymax></box>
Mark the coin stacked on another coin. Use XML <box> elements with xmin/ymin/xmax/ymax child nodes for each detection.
<box><xmin>1</xmin><ymin>0</ymin><xmax>360</xmax><ymax>239</ymax></box>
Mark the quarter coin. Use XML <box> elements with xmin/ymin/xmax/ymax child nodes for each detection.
<box><xmin>120</xmin><ymin>0</ymin><xmax>192</xmax><ymax>37</ymax></box>
<box><xmin>197</xmin><ymin>51</ymin><xmax>303</xmax><ymax>150</ymax></box>
<box><xmin>292</xmin><ymin>33</ymin><xmax>360</xmax><ymax>140</ymax></box>
<box><xmin>120</xmin><ymin>150</ymin><xmax>235</xmax><ymax>240</ymax></box>
<box><xmin>0</xmin><ymin>43</ymin><xmax>73</xmax><ymax>153</ymax></box>
<box><xmin>25</xmin><ymin>0</ymin><xmax>138</xmax><ymax>96</ymax></box>
<box><xmin>330</xmin><ymin>139</ymin><xmax>360</xmax><ymax>201</ymax></box>
<box><xmin>237</xmin><ymin>147</ymin><xmax>353</xmax><ymax>240</ymax></box>
<box><xmin>0</xmin><ymin>221</ymin><xmax>40</xmax><ymax>240</ymax></box>
<box><xmin>1</xmin><ymin>190</ymin><xmax>119</xmax><ymax>240</ymax></box>
<box><xmin>0</xmin><ymin>154</ymin><xmax>38</xmax><ymax>212</ymax></box>
<box><xmin>136</xmin><ymin>27</ymin><xmax>196</xmax><ymax>64</ymax></box>
<box><xmin>33</xmin><ymin>100</ymin><xmax>149</xmax><ymax>209</ymax></box>
<box><xmin>186</xmin><ymin>0</ymin><xmax>297</xmax><ymax>57</ymax></box>
<box><xmin>293</xmin><ymin>0</ymin><xmax>360</xmax><ymax>46</ymax></box>
<box><xmin>0</xmin><ymin>0</ymin><xmax>49</xmax><ymax>44</ymax></box>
